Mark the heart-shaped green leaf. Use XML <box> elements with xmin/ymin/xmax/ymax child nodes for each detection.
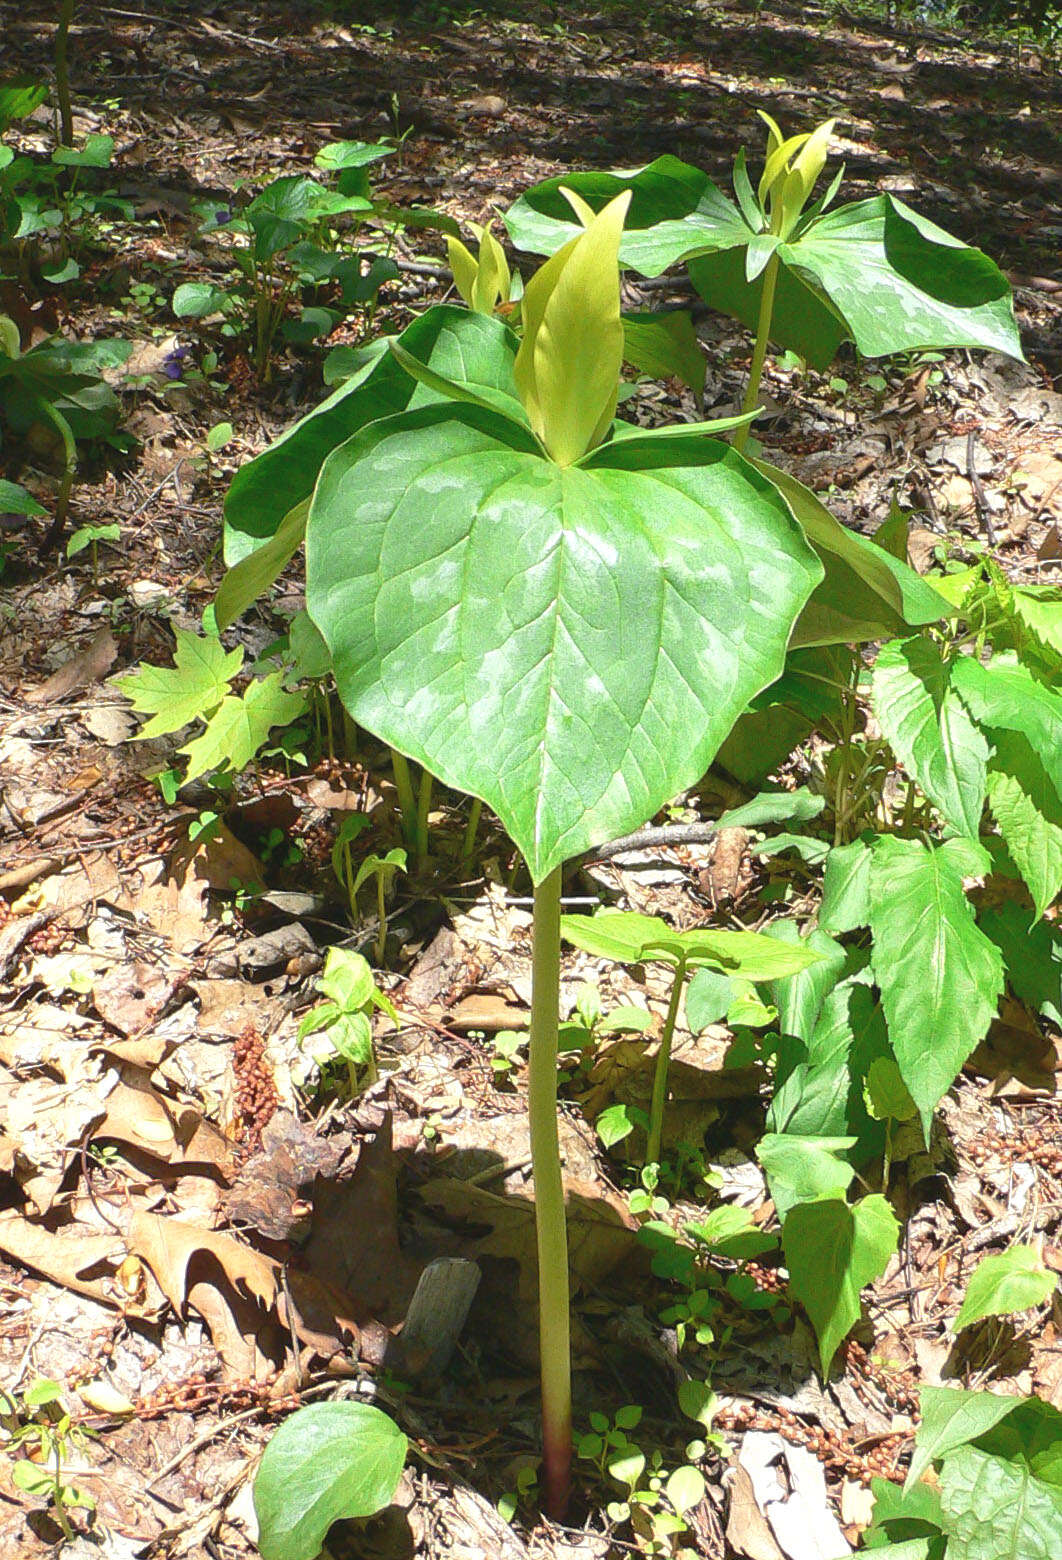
<box><xmin>306</xmin><ymin>402</ymin><xmax>821</xmax><ymax>882</ymax></box>
<box><xmin>783</xmin><ymin>1193</ymin><xmax>899</xmax><ymax>1374</ymax></box>
<box><xmin>223</xmin><ymin>307</ymin><xmax>522</xmax><ymax>564</ymax></box>
<box><xmin>954</xmin><ymin>1246</ymin><xmax>1058</xmax><ymax>1333</ymax></box>
<box><xmin>253</xmin><ymin>1401</ymin><xmax>407</xmax><ymax>1560</ymax></box>
<box><xmin>872</xmin><ymin>636</ymin><xmax>989</xmax><ymax>839</ymax></box>
<box><xmin>869</xmin><ymin>836</ymin><xmax>1004</xmax><ymax>1133</ymax></box>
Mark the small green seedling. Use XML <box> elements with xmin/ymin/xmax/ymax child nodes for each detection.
<box><xmin>560</xmin><ymin>909</ymin><xmax>822</xmax><ymax>1164</ymax></box>
<box><xmin>297</xmin><ymin>947</ymin><xmax>397</xmax><ymax>1096</ymax></box>
<box><xmin>0</xmin><ymin>1377</ymin><xmax>95</xmax><ymax>1540</ymax></box>
<box><xmin>578</xmin><ymin>1403</ymin><xmax>706</xmax><ymax>1555</ymax></box>
<box><xmin>351</xmin><ymin>847</ymin><xmax>407</xmax><ymax>965</ymax></box>
<box><xmin>66</xmin><ymin>520</ymin><xmax>119</xmax><ymax>582</ymax></box>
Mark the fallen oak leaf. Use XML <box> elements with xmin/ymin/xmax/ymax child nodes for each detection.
<box><xmin>127</xmin><ymin>1206</ymin><xmax>278</xmax><ymax>1316</ymax></box>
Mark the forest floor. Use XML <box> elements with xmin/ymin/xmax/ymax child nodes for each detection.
<box><xmin>0</xmin><ymin>1</ymin><xmax>1060</xmax><ymax>1557</ymax></box>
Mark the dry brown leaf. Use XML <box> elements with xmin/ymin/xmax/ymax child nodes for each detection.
<box><xmin>418</xmin><ymin>1174</ymin><xmax>637</xmax><ymax>1302</ymax></box>
<box><xmin>303</xmin><ymin>1116</ymin><xmax>421</xmax><ymax>1323</ymax></box>
<box><xmin>726</xmin><ymin>1461</ymin><xmax>786</xmax><ymax>1560</ymax></box>
<box><xmin>92</xmin><ymin>959</ymin><xmax>177</xmax><ymax>1036</ymax></box>
<box><xmin>95</xmin><ymin>1066</ymin><xmax>233</xmax><ymax>1173</ymax></box>
<box><xmin>25</xmin><ymin>628</ymin><xmax>118</xmax><ymax>704</ymax></box>
<box><xmin>127</xmin><ymin>1206</ymin><xmax>279</xmax><ymax>1375</ymax></box>
<box><xmin>0</xmin><ymin>1064</ymin><xmax>116</xmax><ymax>1213</ymax></box>
<box><xmin>0</xmin><ymin>1208</ymin><xmax>127</xmax><ymax>1306</ymax></box>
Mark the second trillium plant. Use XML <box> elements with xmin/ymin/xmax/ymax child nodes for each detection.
<box><xmin>302</xmin><ymin>190</ymin><xmax>824</xmax><ymax>1513</ymax></box>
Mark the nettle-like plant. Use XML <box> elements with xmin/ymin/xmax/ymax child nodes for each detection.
<box><xmin>0</xmin><ymin>312</ymin><xmax>130</xmax><ymax>550</ymax></box>
<box><xmin>173</xmin><ymin>142</ymin><xmax>458</xmax><ymax>380</ymax></box>
<box><xmin>505</xmin><ymin>112</ymin><xmax>1024</xmax><ymax>439</ymax></box>
<box><xmin>212</xmin><ymin>184</ymin><xmax>962</xmax><ymax>1520</ymax></box>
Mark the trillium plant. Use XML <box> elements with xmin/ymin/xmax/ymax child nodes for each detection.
<box><xmin>214</xmin><ymin>174</ymin><xmax>963</xmax><ymax>1520</ymax></box>
<box><xmin>505</xmin><ymin>112</ymin><xmax>1024</xmax><ymax>437</ymax></box>
<box><xmin>300</xmin><ymin>191</ymin><xmax>831</xmax><ymax>1515</ymax></box>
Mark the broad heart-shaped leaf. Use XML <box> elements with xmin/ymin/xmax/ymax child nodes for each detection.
<box><xmin>985</xmin><ymin>732</ymin><xmax>1062</xmax><ymax>918</ymax></box>
<box><xmin>179</xmin><ymin>674</ymin><xmax>306</xmax><ymax>783</ymax></box>
<box><xmin>782</xmin><ymin>1194</ymin><xmax>899</xmax><ymax>1374</ymax></box>
<box><xmin>869</xmin><ymin>836</ymin><xmax>1004</xmax><ymax>1134</ymax></box>
<box><xmin>905</xmin><ymin>1387</ymin><xmax>1024</xmax><ymax>1493</ymax></box>
<box><xmin>505</xmin><ymin>155</ymin><xmax>752</xmax><ymax>278</ymax></box>
<box><xmin>756</xmin><ymin>1132</ymin><xmax>856</xmax><ymax>1220</ymax></box>
<box><xmin>306</xmin><ymin>402</ymin><xmax>821</xmax><ymax>883</ymax></box>
<box><xmin>559</xmin><ymin>909</ymin><xmax>824</xmax><ymax>979</ymax></box>
<box><xmin>115</xmin><ymin>627</ymin><xmax>243</xmax><ymax>739</ymax></box>
<box><xmin>253</xmin><ymin>1400</ymin><xmax>407</xmax><ymax>1560</ymax></box>
<box><xmin>507</xmin><ymin>162</ymin><xmax>1021</xmax><ymax>368</ymax></box>
<box><xmin>951</xmin><ymin>653</ymin><xmax>1062</xmax><ymax>807</ymax></box>
<box><xmin>223</xmin><ymin>307</ymin><xmax>522</xmax><ymax>564</ymax></box>
<box><xmin>872</xmin><ymin>636</ymin><xmax>988</xmax><ymax>839</ymax></box>
<box><xmin>954</xmin><ymin>1246</ymin><xmax>1058</xmax><ymax>1333</ymax></box>
<box><xmin>939</xmin><ymin>1445</ymin><xmax>1062</xmax><ymax>1560</ymax></box>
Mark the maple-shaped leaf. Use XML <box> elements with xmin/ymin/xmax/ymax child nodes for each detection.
<box><xmin>178</xmin><ymin>673</ymin><xmax>306</xmax><ymax>782</ymax></box>
<box><xmin>115</xmin><ymin>627</ymin><xmax>243</xmax><ymax>739</ymax></box>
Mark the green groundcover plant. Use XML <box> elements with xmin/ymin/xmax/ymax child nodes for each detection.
<box><xmin>862</xmin><ymin>1385</ymin><xmax>1062</xmax><ymax>1558</ymax></box>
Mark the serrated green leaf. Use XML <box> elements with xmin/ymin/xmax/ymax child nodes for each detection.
<box><xmin>1011</xmin><ymin>588</ymin><xmax>1062</xmax><ymax>661</ymax></box>
<box><xmin>869</xmin><ymin>836</ymin><xmax>1004</xmax><ymax>1133</ymax></box>
<box><xmin>179</xmin><ymin>673</ymin><xmax>306</xmax><ymax>782</ymax></box>
<box><xmin>940</xmin><ymin>1444</ymin><xmax>1062</xmax><ymax>1560</ymax></box>
<box><xmin>955</xmin><ymin>1246</ymin><xmax>1057</xmax><ymax>1333</ymax></box>
<box><xmin>820</xmin><ymin>838</ymin><xmax>873</xmax><ymax>932</ymax></box>
<box><xmin>872</xmin><ymin>637</ymin><xmax>988</xmax><ymax>838</ymax></box>
<box><xmin>783</xmin><ymin>1193</ymin><xmax>899</xmax><ymax>1373</ymax></box>
<box><xmin>766</xmin><ymin>923</ymin><xmax>848</xmax><ymax>1046</ymax></box>
<box><xmin>985</xmin><ymin>733</ymin><xmax>1062</xmax><ymax>919</ymax></box>
<box><xmin>767</xmin><ymin>973</ymin><xmax>888</xmax><ymax>1156</ymax></box>
<box><xmin>253</xmin><ymin>1401</ymin><xmax>406</xmax><ymax>1560</ymax></box>
<box><xmin>905</xmin><ymin>1386</ymin><xmax>1023</xmax><ymax>1492</ymax></box>
<box><xmin>306</xmin><ymin>402</ymin><xmax>821</xmax><ymax>883</ymax></box>
<box><xmin>116</xmin><ymin>628</ymin><xmax>243</xmax><ymax>739</ymax></box>
<box><xmin>952</xmin><ymin>654</ymin><xmax>1062</xmax><ymax>807</ymax></box>
<box><xmin>979</xmin><ymin>904</ymin><xmax>1062</xmax><ymax>1026</ymax></box>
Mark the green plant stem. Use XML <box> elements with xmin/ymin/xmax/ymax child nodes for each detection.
<box><xmin>55</xmin><ymin>0</ymin><xmax>75</xmax><ymax>148</ymax></box>
<box><xmin>646</xmin><ymin>956</ymin><xmax>686</xmax><ymax>1166</ymax></box>
<box><xmin>415</xmin><ymin>768</ymin><xmax>432</xmax><ymax>870</ymax></box>
<box><xmin>461</xmin><ymin>797</ymin><xmax>482</xmax><ymax>864</ymax></box>
<box><xmin>323</xmin><ymin>692</ymin><xmax>336</xmax><ymax>761</ymax></box>
<box><xmin>375</xmin><ymin>872</ymin><xmax>387</xmax><ymax>966</ymax></box>
<box><xmin>527</xmin><ymin>863</ymin><xmax>571</xmax><ymax>1520</ymax></box>
<box><xmin>733</xmin><ymin>251</ymin><xmax>780</xmax><ymax>456</ymax></box>
<box><xmin>391</xmin><ymin>750</ymin><xmax>417</xmax><ymax>849</ymax></box>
